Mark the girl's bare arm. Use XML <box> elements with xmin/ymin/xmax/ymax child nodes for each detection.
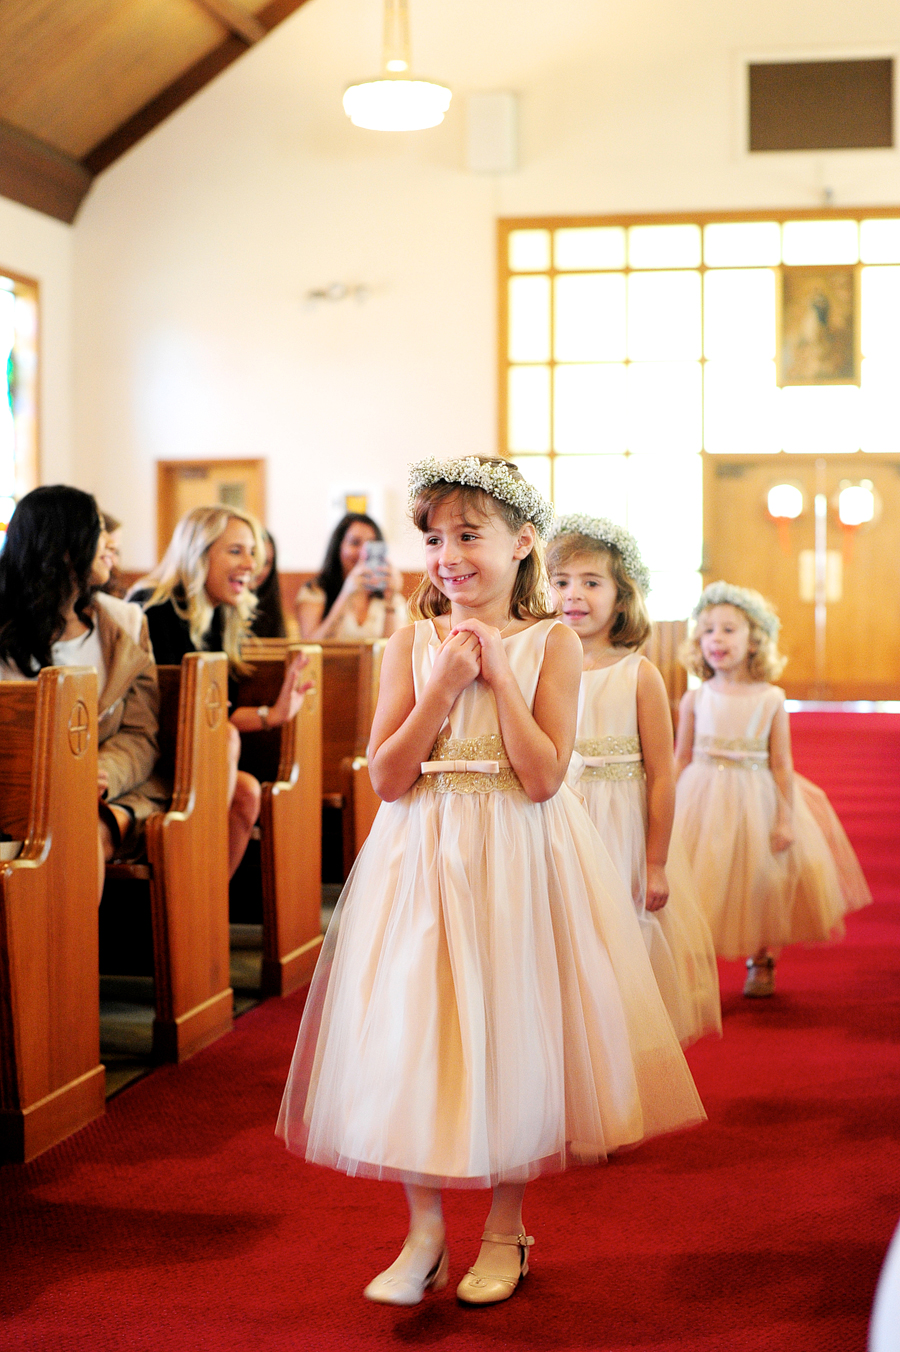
<box><xmin>672</xmin><ymin>689</ymin><xmax>696</xmax><ymax>779</ymax></box>
<box><xmin>768</xmin><ymin>699</ymin><xmax>795</xmax><ymax>852</ymax></box>
<box><xmin>637</xmin><ymin>658</ymin><xmax>675</xmax><ymax>910</ymax></box>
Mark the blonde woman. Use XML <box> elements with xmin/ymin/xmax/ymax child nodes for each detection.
<box><xmin>130</xmin><ymin>506</ymin><xmax>311</xmax><ymax>877</ymax></box>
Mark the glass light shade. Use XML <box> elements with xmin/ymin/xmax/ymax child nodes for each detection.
<box><xmin>838</xmin><ymin>483</ymin><xmax>875</xmax><ymax>526</ymax></box>
<box><xmin>767</xmin><ymin>483</ymin><xmax>803</xmax><ymax>519</ymax></box>
<box><xmin>343</xmin><ymin>78</ymin><xmax>451</xmax><ymax>130</ymax></box>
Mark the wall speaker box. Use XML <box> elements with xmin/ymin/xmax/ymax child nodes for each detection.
<box><xmin>466</xmin><ymin>92</ymin><xmax>518</xmax><ymax>173</ymax></box>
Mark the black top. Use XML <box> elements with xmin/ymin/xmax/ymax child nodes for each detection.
<box><xmin>249</xmin><ymin>572</ymin><xmax>287</xmax><ymax>638</ymax></box>
<box><xmin>132</xmin><ymin>589</ymin><xmax>238</xmax><ymax>706</ymax></box>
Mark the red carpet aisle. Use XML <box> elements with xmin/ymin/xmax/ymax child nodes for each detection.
<box><xmin>1</xmin><ymin>715</ymin><xmax>898</xmax><ymax>1352</ymax></box>
<box><xmin>790</xmin><ymin>711</ymin><xmax>900</xmax><ymax>905</ymax></box>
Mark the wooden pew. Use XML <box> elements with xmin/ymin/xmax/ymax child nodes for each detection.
<box><xmin>340</xmin><ymin>754</ymin><xmax>382</xmax><ymax>876</ymax></box>
<box><xmin>0</xmin><ymin>667</ymin><xmax>105</xmax><ymax>1162</ymax></box>
<box><xmin>104</xmin><ymin>652</ymin><xmax>232</xmax><ymax>1062</ymax></box>
<box><xmin>234</xmin><ymin>644</ymin><xmax>323</xmax><ymax>995</ymax></box>
<box><xmin>242</xmin><ymin>637</ymin><xmax>386</xmax><ymax>807</ymax></box>
<box><xmin>320</xmin><ymin>641</ymin><xmax>387</xmax><ymax>805</ymax></box>
<box><xmin>327</xmin><ymin>638</ymin><xmax>387</xmax><ymax>873</ymax></box>
<box><xmin>642</xmin><ymin>620</ymin><xmax>688</xmax><ymax>726</ymax></box>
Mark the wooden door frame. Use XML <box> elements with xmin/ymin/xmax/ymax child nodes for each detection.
<box><xmin>156</xmin><ymin>459</ymin><xmax>266</xmax><ymax>560</ymax></box>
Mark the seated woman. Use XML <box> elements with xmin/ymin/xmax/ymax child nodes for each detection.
<box><xmin>0</xmin><ymin>485</ymin><xmax>164</xmax><ymax>898</ymax></box>
<box><xmin>129</xmin><ymin>505</ymin><xmax>311</xmax><ymax>878</ymax></box>
<box><xmin>250</xmin><ymin>529</ymin><xmax>289</xmax><ymax>639</ymax></box>
<box><xmin>296</xmin><ymin>512</ymin><xmax>406</xmax><ymax>642</ymax></box>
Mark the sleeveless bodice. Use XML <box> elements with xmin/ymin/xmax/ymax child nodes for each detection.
<box><xmin>692</xmin><ymin>682</ymin><xmax>784</xmax><ymax>769</ymax></box>
<box><xmin>575</xmin><ymin>653</ymin><xmax>643</xmax><ymax>783</ymax></box>
<box><xmin>413</xmin><ymin>617</ymin><xmax>554</xmax><ymax>731</ymax></box>
<box><xmin>412</xmin><ymin>618</ymin><xmax>558</xmax><ymax>793</ymax></box>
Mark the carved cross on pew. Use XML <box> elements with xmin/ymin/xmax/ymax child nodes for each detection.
<box><xmin>67</xmin><ymin>700</ymin><xmax>91</xmax><ymax>757</ymax></box>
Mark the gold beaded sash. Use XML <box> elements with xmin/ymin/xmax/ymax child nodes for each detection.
<box><xmin>418</xmin><ymin>733</ymin><xmax>522</xmax><ymax>793</ymax></box>
<box><xmin>574</xmin><ymin>736</ymin><xmax>645</xmax><ymax>782</ymax></box>
<box><xmin>694</xmin><ymin>734</ymin><xmax>769</xmax><ymax>770</ymax></box>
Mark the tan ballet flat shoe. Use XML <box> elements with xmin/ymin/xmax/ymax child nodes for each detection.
<box><xmin>744</xmin><ymin>955</ymin><xmax>776</xmax><ymax>997</ymax></box>
<box><xmin>363</xmin><ymin>1245</ymin><xmax>449</xmax><ymax>1306</ymax></box>
<box><xmin>456</xmin><ymin>1230</ymin><xmax>534</xmax><ymax>1305</ymax></box>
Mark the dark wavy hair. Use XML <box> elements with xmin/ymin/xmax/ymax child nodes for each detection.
<box><xmin>315</xmin><ymin>513</ymin><xmax>383</xmax><ymax>612</ymax></box>
<box><xmin>250</xmin><ymin>529</ymin><xmax>287</xmax><ymax>638</ymax></box>
<box><xmin>0</xmin><ymin>485</ymin><xmax>102</xmax><ymax>674</ymax></box>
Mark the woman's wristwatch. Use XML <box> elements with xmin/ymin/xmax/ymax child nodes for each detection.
<box><xmin>257</xmin><ymin>705</ymin><xmax>270</xmax><ymax>730</ymax></box>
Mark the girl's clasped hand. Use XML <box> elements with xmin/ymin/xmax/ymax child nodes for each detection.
<box><xmin>434</xmin><ymin>623</ymin><xmax>483</xmax><ymax>694</ymax></box>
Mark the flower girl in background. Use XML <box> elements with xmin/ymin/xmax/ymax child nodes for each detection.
<box><xmin>674</xmin><ymin>582</ymin><xmax>871</xmax><ymax>997</ymax></box>
<box><xmin>278</xmin><ymin>457</ymin><xmax>704</xmax><ymax>1310</ymax></box>
<box><xmin>548</xmin><ymin>516</ymin><xmax>720</xmax><ymax>1045</ymax></box>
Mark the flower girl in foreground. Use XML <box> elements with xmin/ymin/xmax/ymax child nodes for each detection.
<box><xmin>548</xmin><ymin>515</ymin><xmax>720</xmax><ymax>1045</ymax></box>
<box><xmin>674</xmin><ymin>582</ymin><xmax>871</xmax><ymax>997</ymax></box>
<box><xmin>278</xmin><ymin>457</ymin><xmax>704</xmax><ymax>1308</ymax></box>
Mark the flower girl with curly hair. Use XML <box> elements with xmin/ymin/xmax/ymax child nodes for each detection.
<box><xmin>674</xmin><ymin>582</ymin><xmax>871</xmax><ymax>997</ymax></box>
<box><xmin>278</xmin><ymin>457</ymin><xmax>704</xmax><ymax>1310</ymax></box>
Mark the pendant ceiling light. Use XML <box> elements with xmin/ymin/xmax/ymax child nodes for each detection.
<box><xmin>343</xmin><ymin>0</ymin><xmax>451</xmax><ymax>131</ymax></box>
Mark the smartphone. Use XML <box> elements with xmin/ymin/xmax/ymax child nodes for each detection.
<box><xmin>363</xmin><ymin>541</ymin><xmax>388</xmax><ymax>568</ymax></box>
<box><xmin>362</xmin><ymin>539</ymin><xmax>389</xmax><ymax>596</ymax></box>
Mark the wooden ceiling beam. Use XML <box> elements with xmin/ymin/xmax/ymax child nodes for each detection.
<box><xmin>0</xmin><ymin>119</ymin><xmax>92</xmax><ymax>224</ymax></box>
<box><xmin>0</xmin><ymin>0</ymin><xmax>312</xmax><ymax>220</ymax></box>
<box><xmin>83</xmin><ymin>0</ymin><xmax>314</xmax><ymax>178</ymax></box>
<box><xmin>192</xmin><ymin>0</ymin><xmax>267</xmax><ymax>46</ymax></box>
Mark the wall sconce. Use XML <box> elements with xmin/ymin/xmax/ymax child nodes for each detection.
<box><xmin>837</xmin><ymin>480</ymin><xmax>875</xmax><ymax>527</ymax></box>
<box><xmin>766</xmin><ymin>481</ymin><xmax>803</xmax><ymax>553</ymax></box>
<box><xmin>305</xmin><ymin>282</ymin><xmax>370</xmax><ymax>304</ymax></box>
<box><xmin>835</xmin><ymin>478</ymin><xmax>877</xmax><ymax>564</ymax></box>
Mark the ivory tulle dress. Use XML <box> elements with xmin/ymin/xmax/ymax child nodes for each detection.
<box><xmin>569</xmin><ymin>654</ymin><xmax>721</xmax><ymax>1046</ymax></box>
<box><xmin>674</xmin><ymin>682</ymin><xmax>872</xmax><ymax>961</ymax></box>
<box><xmin>277</xmin><ymin>619</ymin><xmax>704</xmax><ymax>1188</ymax></box>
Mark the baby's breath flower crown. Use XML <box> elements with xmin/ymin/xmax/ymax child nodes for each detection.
<box><xmin>407</xmin><ymin>456</ymin><xmax>555</xmax><ymax>538</ymax></box>
<box><xmin>549</xmin><ymin>514</ymin><xmax>652</xmax><ymax>596</ymax></box>
<box><xmin>693</xmin><ymin>581</ymin><xmax>780</xmax><ymax>640</ymax></box>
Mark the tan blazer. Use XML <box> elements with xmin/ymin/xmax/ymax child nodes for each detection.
<box><xmin>93</xmin><ymin>593</ymin><xmax>167</xmax><ymax>823</ymax></box>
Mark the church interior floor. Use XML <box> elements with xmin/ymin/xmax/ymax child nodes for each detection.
<box><xmin>99</xmin><ymin>887</ymin><xmax>342</xmax><ymax>1098</ymax></box>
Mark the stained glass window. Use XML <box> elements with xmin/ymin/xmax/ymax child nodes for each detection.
<box><xmin>0</xmin><ymin>273</ymin><xmax>38</xmax><ymax>547</ymax></box>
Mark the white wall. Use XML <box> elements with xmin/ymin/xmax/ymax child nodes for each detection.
<box><xmin>71</xmin><ymin>0</ymin><xmax>900</xmax><ymax>570</ymax></box>
<box><xmin>0</xmin><ymin>195</ymin><xmax>73</xmax><ymax>484</ymax></box>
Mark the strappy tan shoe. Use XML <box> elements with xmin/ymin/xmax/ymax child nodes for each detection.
<box><xmin>744</xmin><ymin>955</ymin><xmax>776</xmax><ymax>997</ymax></box>
<box><xmin>363</xmin><ymin>1245</ymin><xmax>449</xmax><ymax>1306</ymax></box>
<box><xmin>456</xmin><ymin>1230</ymin><xmax>534</xmax><ymax>1305</ymax></box>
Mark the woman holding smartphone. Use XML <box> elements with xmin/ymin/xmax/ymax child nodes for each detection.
<box><xmin>296</xmin><ymin>512</ymin><xmax>406</xmax><ymax>642</ymax></box>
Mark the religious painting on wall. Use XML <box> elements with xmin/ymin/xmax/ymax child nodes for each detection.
<box><xmin>777</xmin><ymin>264</ymin><xmax>861</xmax><ymax>386</ymax></box>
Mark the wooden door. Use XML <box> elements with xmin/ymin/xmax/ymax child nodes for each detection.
<box><xmin>703</xmin><ymin>452</ymin><xmax>900</xmax><ymax>700</ymax></box>
<box><xmin>157</xmin><ymin>460</ymin><xmax>266</xmax><ymax>559</ymax></box>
